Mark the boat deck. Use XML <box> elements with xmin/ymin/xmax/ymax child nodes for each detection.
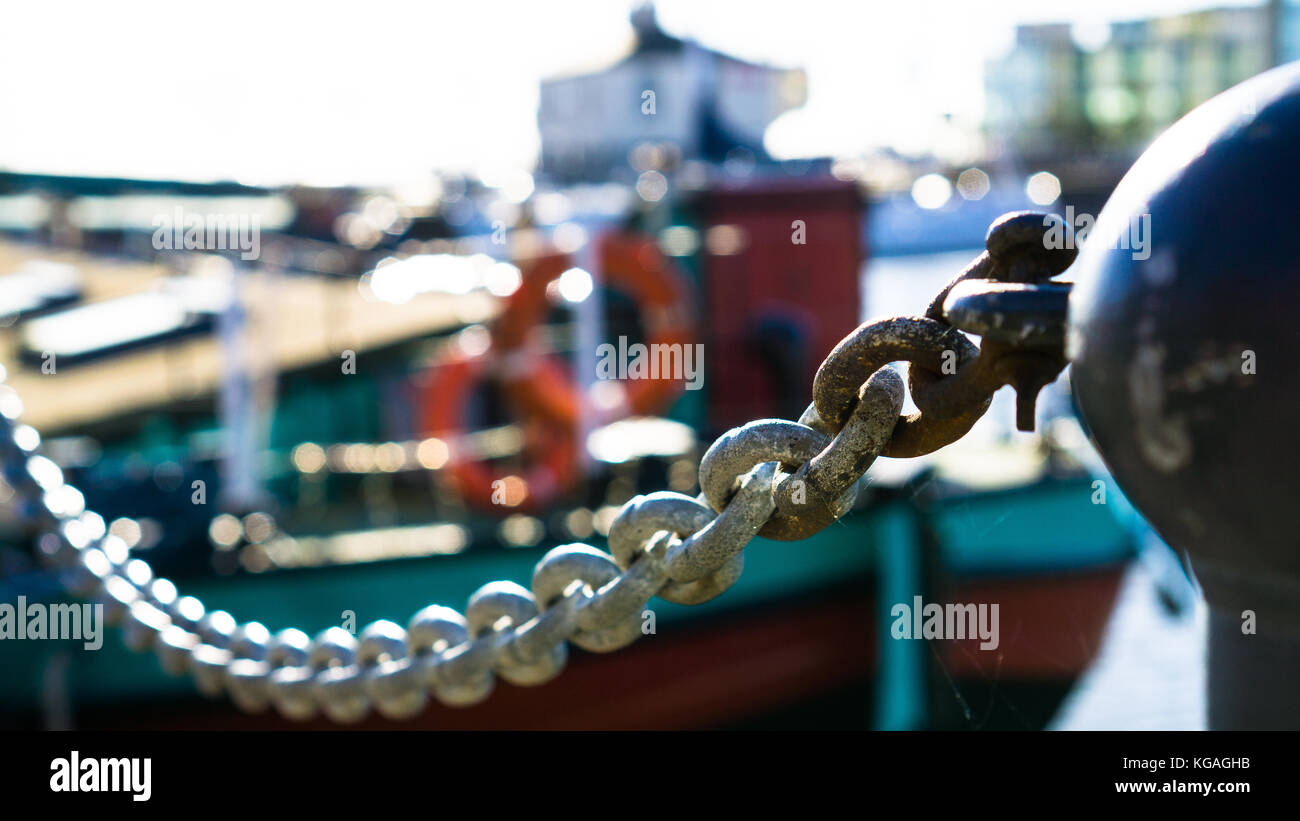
<box><xmin>0</xmin><ymin>242</ymin><xmax>497</xmax><ymax>433</ymax></box>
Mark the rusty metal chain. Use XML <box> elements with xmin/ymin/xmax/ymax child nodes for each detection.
<box><xmin>0</xmin><ymin>211</ymin><xmax>1073</xmax><ymax>722</ymax></box>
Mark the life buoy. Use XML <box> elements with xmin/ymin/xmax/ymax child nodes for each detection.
<box><xmin>494</xmin><ymin>232</ymin><xmax>694</xmax><ymax>426</ymax></box>
<box><xmin>420</xmin><ymin>344</ymin><xmax>579</xmax><ymax>513</ymax></box>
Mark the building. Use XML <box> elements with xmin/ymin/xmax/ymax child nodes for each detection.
<box><xmin>985</xmin><ymin>4</ymin><xmax>1297</xmax><ymax>161</ymax></box>
<box><xmin>536</xmin><ymin>5</ymin><xmax>806</xmax><ymax>184</ymax></box>
<box><xmin>1284</xmin><ymin>0</ymin><xmax>1300</xmax><ymax>62</ymax></box>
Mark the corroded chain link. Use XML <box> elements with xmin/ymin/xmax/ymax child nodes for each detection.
<box><xmin>0</xmin><ymin>211</ymin><xmax>1073</xmax><ymax>722</ymax></box>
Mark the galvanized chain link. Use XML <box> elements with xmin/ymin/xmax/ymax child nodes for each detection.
<box><xmin>0</xmin><ymin>215</ymin><xmax>1069</xmax><ymax>723</ymax></box>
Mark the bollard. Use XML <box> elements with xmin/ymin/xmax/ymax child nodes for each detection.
<box><xmin>1069</xmin><ymin>62</ymin><xmax>1300</xmax><ymax>728</ymax></box>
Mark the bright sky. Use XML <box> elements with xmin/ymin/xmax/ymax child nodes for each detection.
<box><xmin>0</xmin><ymin>0</ymin><xmax>1258</xmax><ymax>186</ymax></box>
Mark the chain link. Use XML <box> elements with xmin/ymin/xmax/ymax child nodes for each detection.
<box><xmin>0</xmin><ymin>213</ymin><xmax>1071</xmax><ymax>723</ymax></box>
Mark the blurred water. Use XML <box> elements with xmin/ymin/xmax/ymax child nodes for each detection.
<box><xmin>1052</xmin><ymin>564</ymin><xmax>1207</xmax><ymax>730</ymax></box>
<box><xmin>862</xmin><ymin>248</ymin><xmax>978</xmax><ymax>322</ymax></box>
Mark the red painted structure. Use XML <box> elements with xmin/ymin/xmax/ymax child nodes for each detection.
<box><xmin>697</xmin><ymin>176</ymin><xmax>865</xmax><ymax>432</ymax></box>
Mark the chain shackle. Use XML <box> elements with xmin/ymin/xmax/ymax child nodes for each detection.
<box><xmin>912</xmin><ymin>211</ymin><xmax>1076</xmax><ymax>431</ymax></box>
<box><xmin>923</xmin><ymin>211</ymin><xmax>1077</xmax><ymax>325</ymax></box>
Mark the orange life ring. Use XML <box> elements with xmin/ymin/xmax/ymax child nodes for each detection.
<box><xmin>421</xmin><ymin>344</ymin><xmax>579</xmax><ymax>513</ymax></box>
<box><xmin>495</xmin><ymin>232</ymin><xmax>694</xmax><ymax>426</ymax></box>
